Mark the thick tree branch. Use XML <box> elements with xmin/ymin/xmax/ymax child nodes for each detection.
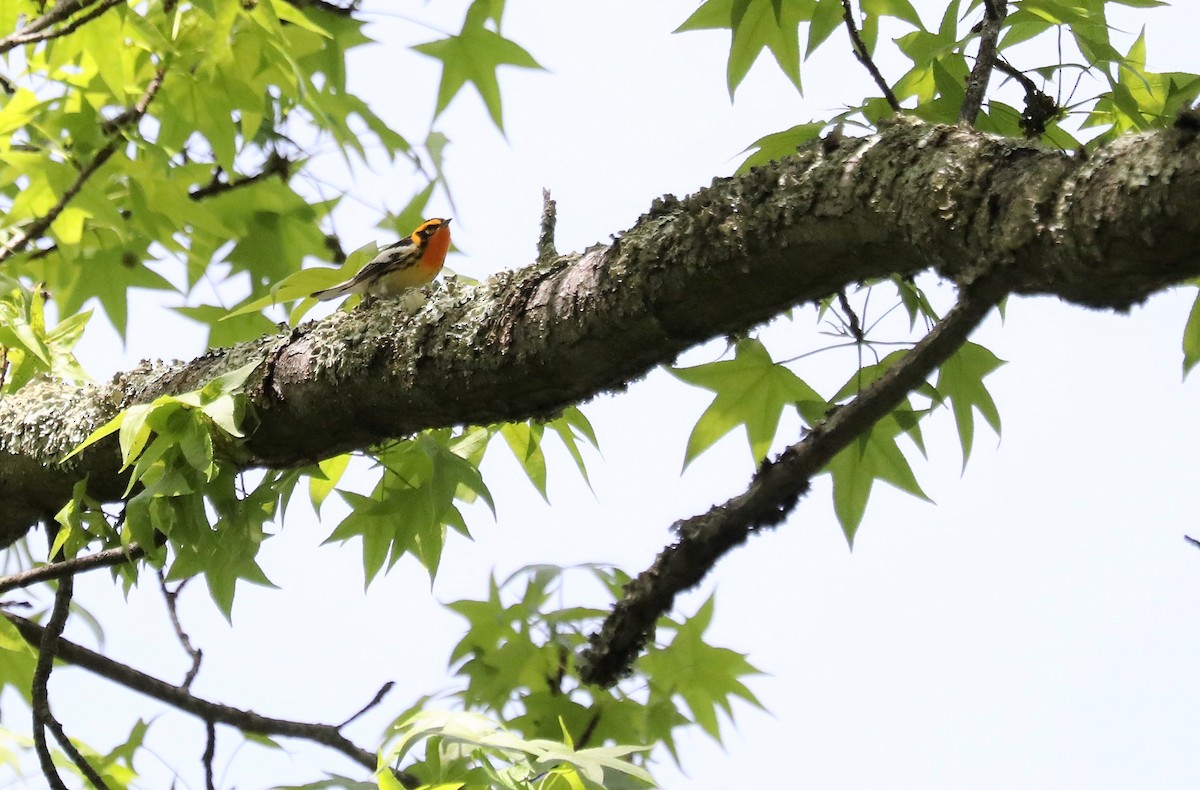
<box><xmin>5</xmin><ymin>611</ymin><xmax>416</xmax><ymax>786</ymax></box>
<box><xmin>960</xmin><ymin>1</ymin><xmax>1008</xmax><ymax>125</ymax></box>
<box><xmin>4</xmin><ymin>118</ymin><xmax>1200</xmax><ymax>542</ymax></box>
<box><xmin>579</xmin><ymin>274</ymin><xmax>1008</xmax><ymax>685</ymax></box>
<box><xmin>0</xmin><ymin>68</ymin><xmax>165</xmax><ymax>263</ymax></box>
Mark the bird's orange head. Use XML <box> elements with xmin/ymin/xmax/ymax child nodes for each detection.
<box><xmin>413</xmin><ymin>217</ymin><xmax>452</xmax><ymax>272</ymax></box>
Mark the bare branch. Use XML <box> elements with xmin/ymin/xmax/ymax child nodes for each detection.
<box><xmin>537</xmin><ymin>188</ymin><xmax>558</xmax><ymax>263</ymax></box>
<box><xmin>960</xmin><ymin>1</ymin><xmax>1009</xmax><ymax>125</ymax></box>
<box><xmin>0</xmin><ymin>0</ymin><xmax>111</xmax><ymax>55</ymax></box>
<box><xmin>0</xmin><ymin>543</ymin><xmax>145</xmax><ymax>594</ymax></box>
<box><xmin>840</xmin><ymin>0</ymin><xmax>901</xmax><ymax>113</ymax></box>
<box><xmin>836</xmin><ymin>290</ymin><xmax>864</xmax><ymax>343</ymax></box>
<box><xmin>994</xmin><ymin>58</ymin><xmax>1060</xmax><ymax>138</ymax></box>
<box><xmin>31</xmin><ymin>578</ymin><xmax>72</xmax><ymax>790</ymax></box>
<box><xmin>6</xmin><ymin>119</ymin><xmax>1200</xmax><ymax>542</ymax></box>
<box><xmin>579</xmin><ymin>273</ymin><xmax>1009</xmax><ymax>686</ymax></box>
<box><xmin>32</xmin><ymin>577</ymin><xmax>114</xmax><ymax>788</ymax></box>
<box><xmin>203</xmin><ymin>720</ymin><xmax>217</xmax><ymax>790</ymax></box>
<box><xmin>158</xmin><ymin>572</ymin><xmax>203</xmax><ymax>689</ymax></box>
<box><xmin>188</xmin><ymin>152</ymin><xmax>293</xmax><ymax>201</ymax></box>
<box><xmin>339</xmin><ymin>681</ymin><xmax>395</xmax><ymax>728</ymax></box>
<box><xmin>5</xmin><ymin>611</ymin><xmax>418</xmax><ymax>787</ymax></box>
<box><xmin>0</xmin><ymin>68</ymin><xmax>166</xmax><ymax>263</ymax></box>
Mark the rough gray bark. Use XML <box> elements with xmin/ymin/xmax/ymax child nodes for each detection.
<box><xmin>3</xmin><ymin>116</ymin><xmax>1199</xmax><ymax>544</ymax></box>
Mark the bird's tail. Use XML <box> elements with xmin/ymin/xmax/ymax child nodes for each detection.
<box><xmin>311</xmin><ymin>280</ymin><xmax>354</xmax><ymax>301</ymax></box>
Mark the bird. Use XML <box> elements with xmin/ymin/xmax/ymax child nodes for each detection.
<box><xmin>311</xmin><ymin>217</ymin><xmax>452</xmax><ymax>302</ymax></box>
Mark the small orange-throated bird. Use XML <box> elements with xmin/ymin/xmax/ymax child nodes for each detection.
<box><xmin>311</xmin><ymin>217</ymin><xmax>452</xmax><ymax>301</ymax></box>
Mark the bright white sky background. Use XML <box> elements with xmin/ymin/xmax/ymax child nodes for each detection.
<box><xmin>8</xmin><ymin>1</ymin><xmax>1200</xmax><ymax>788</ymax></box>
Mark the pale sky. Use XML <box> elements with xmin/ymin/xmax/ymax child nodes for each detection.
<box><xmin>9</xmin><ymin>2</ymin><xmax>1200</xmax><ymax>788</ymax></box>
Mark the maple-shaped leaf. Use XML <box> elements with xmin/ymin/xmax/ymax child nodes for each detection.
<box><xmin>640</xmin><ymin>596</ymin><xmax>764</xmax><ymax>741</ymax></box>
<box><xmin>413</xmin><ymin>3</ymin><xmax>543</xmax><ymax>131</ymax></box>
<box><xmin>824</xmin><ymin>410</ymin><xmax>933</xmax><ymax>546</ymax></box>
<box><xmin>933</xmin><ymin>341</ymin><xmax>1004</xmax><ymax>468</ymax></box>
<box><xmin>672</xmin><ymin>337</ymin><xmax>823</xmax><ymax>468</ymax></box>
<box><xmin>676</xmin><ymin>0</ymin><xmax>807</xmax><ymax>97</ymax></box>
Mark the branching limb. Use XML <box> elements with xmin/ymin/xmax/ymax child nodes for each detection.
<box><xmin>0</xmin><ymin>543</ymin><xmax>145</xmax><ymax>594</ymax></box>
<box><xmin>6</xmin><ymin>611</ymin><xmax>417</xmax><ymax>786</ymax></box>
<box><xmin>960</xmin><ymin>0</ymin><xmax>1009</xmax><ymax>125</ymax></box>
<box><xmin>840</xmin><ymin>0</ymin><xmax>901</xmax><ymax>112</ymax></box>
<box><xmin>579</xmin><ymin>273</ymin><xmax>1010</xmax><ymax>686</ymax></box>
<box><xmin>32</xmin><ymin>576</ymin><xmax>113</xmax><ymax>789</ymax></box>
<box><xmin>188</xmin><ymin>151</ymin><xmax>294</xmax><ymax>201</ymax></box>
<box><xmin>0</xmin><ymin>68</ymin><xmax>166</xmax><ymax>263</ymax></box>
<box><xmin>0</xmin><ymin>0</ymin><xmax>120</xmax><ymax>55</ymax></box>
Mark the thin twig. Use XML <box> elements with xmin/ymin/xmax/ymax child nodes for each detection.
<box><xmin>203</xmin><ymin>720</ymin><xmax>217</xmax><ymax>790</ymax></box>
<box><xmin>579</xmin><ymin>272</ymin><xmax>1010</xmax><ymax>686</ymax></box>
<box><xmin>840</xmin><ymin>0</ymin><xmax>901</xmax><ymax>112</ymax></box>
<box><xmin>1186</xmin><ymin>535</ymin><xmax>1200</xmax><ymax>550</ymax></box>
<box><xmin>0</xmin><ymin>67</ymin><xmax>165</xmax><ymax>264</ymax></box>
<box><xmin>836</xmin><ymin>290</ymin><xmax>864</xmax><ymax>343</ymax></box>
<box><xmin>188</xmin><ymin>152</ymin><xmax>293</xmax><ymax>201</ymax></box>
<box><xmin>0</xmin><ymin>0</ymin><xmax>124</xmax><ymax>54</ymax></box>
<box><xmin>0</xmin><ymin>0</ymin><xmax>99</xmax><ymax>55</ymax></box>
<box><xmin>960</xmin><ymin>0</ymin><xmax>1009</xmax><ymax>125</ymax></box>
<box><xmin>32</xmin><ymin>577</ymin><xmax>114</xmax><ymax>789</ymax></box>
<box><xmin>339</xmin><ymin>681</ymin><xmax>395</xmax><ymax>728</ymax></box>
<box><xmin>158</xmin><ymin>571</ymin><xmax>202</xmax><ymax>689</ymax></box>
<box><xmin>0</xmin><ymin>543</ymin><xmax>145</xmax><ymax>594</ymax></box>
<box><xmin>5</xmin><ymin>611</ymin><xmax>419</xmax><ymax>787</ymax></box>
<box><xmin>31</xmin><ymin>579</ymin><xmax>72</xmax><ymax>790</ymax></box>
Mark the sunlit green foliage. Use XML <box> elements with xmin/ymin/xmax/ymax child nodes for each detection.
<box><xmin>0</xmin><ymin>0</ymin><xmax>1195</xmax><ymax>787</ymax></box>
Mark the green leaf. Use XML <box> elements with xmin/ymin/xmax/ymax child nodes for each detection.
<box><xmin>640</xmin><ymin>596</ymin><xmax>763</xmax><ymax>742</ymax></box>
<box><xmin>806</xmin><ymin>0</ymin><xmax>844</xmax><ymax>56</ymax></box>
<box><xmin>543</xmin><ymin>407</ymin><xmax>599</xmax><ymax>488</ymax></box>
<box><xmin>175</xmin><ymin>304</ymin><xmax>279</xmax><ymax>349</ymax></box>
<box><xmin>1183</xmin><ymin>288</ymin><xmax>1200</xmax><ymax>376</ymax></box>
<box><xmin>0</xmin><ymin>616</ymin><xmax>33</xmax><ymax>656</ymax></box>
<box><xmin>824</xmin><ymin>408</ymin><xmax>932</xmax><ymax>545</ymax></box>
<box><xmin>933</xmin><ymin>341</ymin><xmax>1005</xmax><ymax>467</ymax></box>
<box><xmin>309</xmin><ymin>453</ymin><xmax>352</xmax><ymax>511</ymax></box>
<box><xmin>267</xmin><ymin>0</ymin><xmax>332</xmax><ymax>38</ymax></box>
<box><xmin>677</xmin><ymin>0</ymin><xmax>807</xmax><ymax>97</ymax></box>
<box><xmin>738</xmin><ymin>121</ymin><xmax>825</xmax><ymax>172</ymax></box>
<box><xmin>672</xmin><ymin>338</ymin><xmax>823</xmax><ymax>467</ymax></box>
<box><xmin>224</xmin><ymin>241</ymin><xmax>379</xmax><ymax>320</ymax></box>
<box><xmin>413</xmin><ymin>8</ymin><xmax>543</xmax><ymax>131</ymax></box>
<box><xmin>860</xmin><ymin>0</ymin><xmax>923</xmax><ymax>28</ymax></box>
<box><xmin>500</xmin><ymin>422</ymin><xmax>548</xmax><ymax>500</ymax></box>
